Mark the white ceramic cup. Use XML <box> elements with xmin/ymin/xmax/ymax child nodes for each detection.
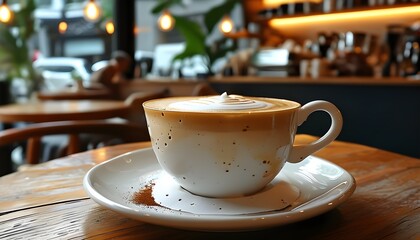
<box><xmin>143</xmin><ymin>94</ymin><xmax>342</xmax><ymax>198</ymax></box>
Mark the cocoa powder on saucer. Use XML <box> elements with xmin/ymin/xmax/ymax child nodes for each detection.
<box><xmin>131</xmin><ymin>183</ymin><xmax>160</xmax><ymax>206</ymax></box>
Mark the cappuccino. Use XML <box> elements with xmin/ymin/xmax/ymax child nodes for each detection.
<box><xmin>143</xmin><ymin>93</ymin><xmax>342</xmax><ymax>198</ymax></box>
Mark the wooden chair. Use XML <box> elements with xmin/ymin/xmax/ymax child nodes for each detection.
<box><xmin>191</xmin><ymin>82</ymin><xmax>219</xmax><ymax>96</ymax></box>
<box><xmin>0</xmin><ymin>120</ymin><xmax>150</xmax><ymax>165</ymax></box>
<box><xmin>121</xmin><ymin>84</ymin><xmax>217</xmax><ymax>125</ymax></box>
<box><xmin>123</xmin><ymin>87</ymin><xmax>169</xmax><ymax>124</ymax></box>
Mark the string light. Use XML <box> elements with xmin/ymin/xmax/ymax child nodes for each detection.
<box><xmin>157</xmin><ymin>10</ymin><xmax>175</xmax><ymax>32</ymax></box>
<box><xmin>105</xmin><ymin>20</ymin><xmax>114</xmax><ymax>34</ymax></box>
<box><xmin>219</xmin><ymin>15</ymin><xmax>234</xmax><ymax>34</ymax></box>
<box><xmin>58</xmin><ymin>21</ymin><xmax>68</xmax><ymax>34</ymax></box>
<box><xmin>0</xmin><ymin>0</ymin><xmax>13</xmax><ymax>24</ymax></box>
<box><xmin>83</xmin><ymin>0</ymin><xmax>102</xmax><ymax>22</ymax></box>
<box><xmin>134</xmin><ymin>25</ymin><xmax>139</xmax><ymax>35</ymax></box>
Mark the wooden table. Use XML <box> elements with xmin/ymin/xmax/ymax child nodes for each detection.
<box><xmin>36</xmin><ymin>88</ymin><xmax>113</xmax><ymax>101</ymax></box>
<box><xmin>0</xmin><ymin>135</ymin><xmax>418</xmax><ymax>239</ymax></box>
<box><xmin>0</xmin><ymin>100</ymin><xmax>130</xmax><ymax>123</ymax></box>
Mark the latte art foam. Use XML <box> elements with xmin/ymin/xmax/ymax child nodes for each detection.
<box><xmin>168</xmin><ymin>93</ymin><xmax>271</xmax><ymax>111</ymax></box>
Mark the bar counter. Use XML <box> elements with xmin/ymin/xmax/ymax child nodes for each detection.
<box><xmin>210</xmin><ymin>76</ymin><xmax>420</xmax><ymax>86</ymax></box>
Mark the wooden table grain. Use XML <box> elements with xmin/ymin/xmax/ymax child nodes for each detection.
<box><xmin>0</xmin><ymin>135</ymin><xmax>418</xmax><ymax>239</ymax></box>
<box><xmin>36</xmin><ymin>88</ymin><xmax>113</xmax><ymax>101</ymax></box>
<box><xmin>0</xmin><ymin>100</ymin><xmax>130</xmax><ymax>123</ymax></box>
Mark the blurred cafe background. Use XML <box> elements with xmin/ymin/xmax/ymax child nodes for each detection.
<box><xmin>0</xmin><ymin>0</ymin><xmax>419</xmax><ymax>176</ymax></box>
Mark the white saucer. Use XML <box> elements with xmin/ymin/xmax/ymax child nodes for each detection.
<box><xmin>134</xmin><ymin>168</ymin><xmax>301</xmax><ymax>215</ymax></box>
<box><xmin>83</xmin><ymin>148</ymin><xmax>356</xmax><ymax>232</ymax></box>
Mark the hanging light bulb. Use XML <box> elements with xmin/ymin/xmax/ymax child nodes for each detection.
<box><xmin>58</xmin><ymin>21</ymin><xmax>68</xmax><ymax>34</ymax></box>
<box><xmin>158</xmin><ymin>10</ymin><xmax>175</xmax><ymax>32</ymax></box>
<box><xmin>219</xmin><ymin>15</ymin><xmax>234</xmax><ymax>34</ymax></box>
<box><xmin>134</xmin><ymin>25</ymin><xmax>139</xmax><ymax>35</ymax></box>
<box><xmin>105</xmin><ymin>20</ymin><xmax>114</xmax><ymax>35</ymax></box>
<box><xmin>83</xmin><ymin>0</ymin><xmax>102</xmax><ymax>22</ymax></box>
<box><xmin>0</xmin><ymin>0</ymin><xmax>13</xmax><ymax>24</ymax></box>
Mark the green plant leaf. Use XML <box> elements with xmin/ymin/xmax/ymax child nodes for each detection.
<box><xmin>0</xmin><ymin>0</ymin><xmax>37</xmax><ymax>80</ymax></box>
<box><xmin>0</xmin><ymin>27</ymin><xmax>19</xmax><ymax>61</ymax></box>
<box><xmin>206</xmin><ymin>38</ymin><xmax>237</xmax><ymax>66</ymax></box>
<box><xmin>204</xmin><ymin>0</ymin><xmax>239</xmax><ymax>34</ymax></box>
<box><xmin>150</xmin><ymin>0</ymin><xmax>239</xmax><ymax>73</ymax></box>
<box><xmin>171</xmin><ymin>15</ymin><xmax>207</xmax><ymax>62</ymax></box>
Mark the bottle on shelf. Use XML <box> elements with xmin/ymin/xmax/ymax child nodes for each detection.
<box><xmin>399</xmin><ymin>26</ymin><xmax>420</xmax><ymax>76</ymax></box>
<box><xmin>382</xmin><ymin>25</ymin><xmax>405</xmax><ymax>77</ymax></box>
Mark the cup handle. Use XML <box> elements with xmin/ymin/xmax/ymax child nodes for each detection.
<box><xmin>288</xmin><ymin>100</ymin><xmax>343</xmax><ymax>163</ymax></box>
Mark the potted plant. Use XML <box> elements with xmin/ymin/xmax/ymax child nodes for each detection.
<box><xmin>152</xmin><ymin>0</ymin><xmax>239</xmax><ymax>77</ymax></box>
<box><xmin>0</xmin><ymin>0</ymin><xmax>39</xmax><ymax>102</ymax></box>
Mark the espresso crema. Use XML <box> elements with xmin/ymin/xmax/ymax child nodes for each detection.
<box><xmin>167</xmin><ymin>93</ymin><xmax>271</xmax><ymax>111</ymax></box>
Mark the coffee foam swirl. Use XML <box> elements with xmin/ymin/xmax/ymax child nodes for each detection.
<box><xmin>168</xmin><ymin>92</ymin><xmax>271</xmax><ymax>111</ymax></box>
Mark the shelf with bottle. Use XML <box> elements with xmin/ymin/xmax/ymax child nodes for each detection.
<box><xmin>223</xmin><ymin>29</ymin><xmax>261</xmax><ymax>40</ymax></box>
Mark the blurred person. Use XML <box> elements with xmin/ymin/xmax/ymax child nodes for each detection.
<box><xmin>90</xmin><ymin>51</ymin><xmax>132</xmax><ymax>98</ymax></box>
